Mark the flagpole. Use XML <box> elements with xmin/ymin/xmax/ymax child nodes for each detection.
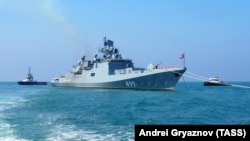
<box><xmin>179</xmin><ymin>52</ymin><xmax>185</xmax><ymax>67</ymax></box>
<box><xmin>183</xmin><ymin>52</ymin><xmax>185</xmax><ymax>67</ymax></box>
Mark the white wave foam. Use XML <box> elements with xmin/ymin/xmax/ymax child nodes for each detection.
<box><xmin>0</xmin><ymin>137</ymin><xmax>30</xmax><ymax>141</ymax></box>
<box><xmin>0</xmin><ymin>97</ymin><xmax>27</xmax><ymax>112</ymax></box>
<box><xmin>0</xmin><ymin>115</ymin><xmax>30</xmax><ymax>141</ymax></box>
<box><xmin>38</xmin><ymin>112</ymin><xmax>133</xmax><ymax>140</ymax></box>
<box><xmin>47</xmin><ymin>124</ymin><xmax>133</xmax><ymax>141</ymax></box>
<box><xmin>0</xmin><ymin>96</ymin><xmax>29</xmax><ymax>140</ymax></box>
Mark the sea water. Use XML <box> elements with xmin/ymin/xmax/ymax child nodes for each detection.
<box><xmin>0</xmin><ymin>81</ymin><xmax>250</xmax><ymax>140</ymax></box>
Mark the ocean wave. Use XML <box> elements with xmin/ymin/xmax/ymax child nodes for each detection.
<box><xmin>0</xmin><ymin>96</ymin><xmax>28</xmax><ymax>140</ymax></box>
<box><xmin>47</xmin><ymin>124</ymin><xmax>133</xmax><ymax>141</ymax></box>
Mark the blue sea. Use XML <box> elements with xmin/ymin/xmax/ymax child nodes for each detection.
<box><xmin>0</xmin><ymin>81</ymin><xmax>250</xmax><ymax>141</ymax></box>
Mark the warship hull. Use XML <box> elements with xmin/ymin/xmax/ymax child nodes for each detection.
<box><xmin>51</xmin><ymin>67</ymin><xmax>186</xmax><ymax>90</ymax></box>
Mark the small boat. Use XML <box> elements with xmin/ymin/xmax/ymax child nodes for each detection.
<box><xmin>204</xmin><ymin>76</ymin><xmax>230</xmax><ymax>86</ymax></box>
<box><xmin>17</xmin><ymin>67</ymin><xmax>47</xmax><ymax>85</ymax></box>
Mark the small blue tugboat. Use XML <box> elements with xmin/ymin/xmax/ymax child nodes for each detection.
<box><xmin>17</xmin><ymin>67</ymin><xmax>47</xmax><ymax>85</ymax></box>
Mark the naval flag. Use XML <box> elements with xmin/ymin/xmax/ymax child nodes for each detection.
<box><xmin>179</xmin><ymin>53</ymin><xmax>185</xmax><ymax>59</ymax></box>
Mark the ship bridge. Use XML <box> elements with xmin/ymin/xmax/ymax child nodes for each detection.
<box><xmin>98</xmin><ymin>37</ymin><xmax>134</xmax><ymax>72</ymax></box>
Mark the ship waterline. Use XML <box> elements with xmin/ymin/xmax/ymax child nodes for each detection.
<box><xmin>51</xmin><ymin>37</ymin><xmax>186</xmax><ymax>90</ymax></box>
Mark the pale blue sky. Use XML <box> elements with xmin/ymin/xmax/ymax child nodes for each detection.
<box><xmin>0</xmin><ymin>0</ymin><xmax>249</xmax><ymax>81</ymax></box>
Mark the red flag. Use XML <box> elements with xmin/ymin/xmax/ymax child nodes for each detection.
<box><xmin>179</xmin><ymin>53</ymin><xmax>185</xmax><ymax>59</ymax></box>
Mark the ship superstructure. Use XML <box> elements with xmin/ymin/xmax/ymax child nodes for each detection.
<box><xmin>51</xmin><ymin>37</ymin><xmax>186</xmax><ymax>90</ymax></box>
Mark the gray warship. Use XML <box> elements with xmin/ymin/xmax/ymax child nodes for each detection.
<box><xmin>51</xmin><ymin>37</ymin><xmax>186</xmax><ymax>90</ymax></box>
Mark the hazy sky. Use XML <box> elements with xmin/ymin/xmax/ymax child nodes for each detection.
<box><xmin>0</xmin><ymin>0</ymin><xmax>250</xmax><ymax>81</ymax></box>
